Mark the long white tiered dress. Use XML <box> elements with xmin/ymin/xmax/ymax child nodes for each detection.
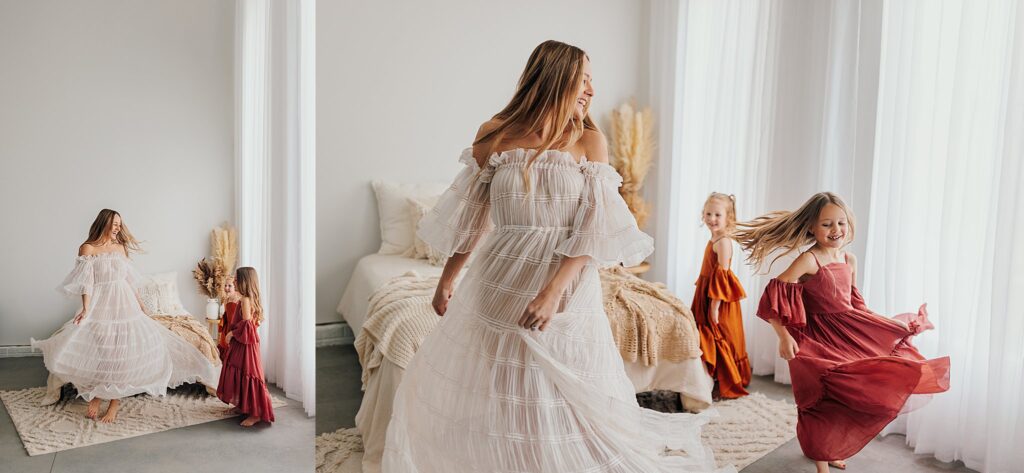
<box><xmin>32</xmin><ymin>252</ymin><xmax>218</xmax><ymax>401</ymax></box>
<box><xmin>382</xmin><ymin>148</ymin><xmax>733</xmax><ymax>473</ymax></box>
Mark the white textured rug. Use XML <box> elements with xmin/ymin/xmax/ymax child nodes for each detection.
<box><xmin>1</xmin><ymin>386</ymin><xmax>288</xmax><ymax>456</ymax></box>
<box><xmin>315</xmin><ymin>392</ymin><xmax>797</xmax><ymax>472</ymax></box>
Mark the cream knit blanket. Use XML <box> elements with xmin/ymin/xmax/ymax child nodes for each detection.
<box><xmin>355</xmin><ymin>272</ymin><xmax>441</xmax><ymax>388</ymax></box>
<box><xmin>600</xmin><ymin>266</ymin><xmax>702</xmax><ymax>365</ymax></box>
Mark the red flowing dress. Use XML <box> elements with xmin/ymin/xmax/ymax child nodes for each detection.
<box><xmin>216</xmin><ymin>301</ymin><xmax>239</xmax><ymax>360</ymax></box>
<box><xmin>216</xmin><ymin>303</ymin><xmax>275</xmax><ymax>423</ymax></box>
<box><xmin>757</xmin><ymin>253</ymin><xmax>949</xmax><ymax>461</ymax></box>
<box><xmin>691</xmin><ymin>240</ymin><xmax>751</xmax><ymax>398</ymax></box>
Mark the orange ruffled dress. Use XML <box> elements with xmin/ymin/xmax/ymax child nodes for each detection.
<box><xmin>756</xmin><ymin>253</ymin><xmax>949</xmax><ymax>461</ymax></box>
<box><xmin>216</xmin><ymin>301</ymin><xmax>239</xmax><ymax>360</ymax></box>
<box><xmin>691</xmin><ymin>240</ymin><xmax>750</xmax><ymax>399</ymax></box>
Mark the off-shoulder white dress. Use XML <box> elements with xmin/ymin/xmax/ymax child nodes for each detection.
<box><xmin>32</xmin><ymin>252</ymin><xmax>218</xmax><ymax>401</ymax></box>
<box><xmin>382</xmin><ymin>148</ymin><xmax>732</xmax><ymax>473</ymax></box>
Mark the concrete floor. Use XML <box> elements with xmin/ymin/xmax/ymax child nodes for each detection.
<box><xmin>0</xmin><ymin>356</ymin><xmax>313</xmax><ymax>473</ymax></box>
<box><xmin>316</xmin><ymin>344</ymin><xmax>976</xmax><ymax>473</ymax></box>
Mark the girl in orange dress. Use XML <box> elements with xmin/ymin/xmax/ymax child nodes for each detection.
<box><xmin>691</xmin><ymin>193</ymin><xmax>750</xmax><ymax>399</ymax></box>
<box><xmin>735</xmin><ymin>192</ymin><xmax>949</xmax><ymax>472</ymax></box>
<box><xmin>217</xmin><ymin>267</ymin><xmax>274</xmax><ymax>427</ymax></box>
<box><xmin>216</xmin><ymin>277</ymin><xmax>241</xmax><ymax>360</ymax></box>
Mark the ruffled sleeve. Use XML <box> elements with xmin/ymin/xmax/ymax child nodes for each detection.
<box><xmin>416</xmin><ymin>149</ymin><xmax>494</xmax><ymax>257</ymax></box>
<box><xmin>554</xmin><ymin>161</ymin><xmax>654</xmax><ymax>267</ymax></box>
<box><xmin>707</xmin><ymin>267</ymin><xmax>747</xmax><ymax>302</ymax></box>
<box><xmin>124</xmin><ymin>258</ymin><xmax>145</xmax><ymax>291</ymax></box>
<box><xmin>850</xmin><ymin>285</ymin><xmax>871</xmax><ymax>312</ymax></box>
<box><xmin>231</xmin><ymin>318</ymin><xmax>260</xmax><ymax>345</ymax></box>
<box><xmin>56</xmin><ymin>256</ymin><xmax>96</xmax><ymax>296</ymax></box>
<box><xmin>756</xmin><ymin>279</ymin><xmax>806</xmax><ymax>328</ymax></box>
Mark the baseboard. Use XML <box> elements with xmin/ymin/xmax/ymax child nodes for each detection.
<box><xmin>0</xmin><ymin>345</ymin><xmax>43</xmax><ymax>358</ymax></box>
<box><xmin>316</xmin><ymin>322</ymin><xmax>354</xmax><ymax>347</ymax></box>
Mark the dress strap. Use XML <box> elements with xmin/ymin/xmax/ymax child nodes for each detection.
<box><xmin>807</xmin><ymin>251</ymin><xmax>823</xmax><ymax>269</ymax></box>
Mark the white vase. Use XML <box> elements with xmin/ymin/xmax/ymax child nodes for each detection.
<box><xmin>205</xmin><ymin>298</ymin><xmax>220</xmax><ymax>320</ymax></box>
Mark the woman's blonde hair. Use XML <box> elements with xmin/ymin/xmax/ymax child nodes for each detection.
<box><xmin>235</xmin><ymin>267</ymin><xmax>264</xmax><ymax>326</ymax></box>
<box><xmin>474</xmin><ymin>40</ymin><xmax>599</xmax><ymax>190</ymax></box>
<box><xmin>703</xmin><ymin>192</ymin><xmax>738</xmax><ymax>232</ymax></box>
<box><xmin>734</xmin><ymin>192</ymin><xmax>855</xmax><ymax>271</ymax></box>
<box><xmin>85</xmin><ymin>209</ymin><xmax>142</xmax><ymax>255</ymax></box>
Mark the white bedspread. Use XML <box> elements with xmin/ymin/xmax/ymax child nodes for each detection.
<box><xmin>336</xmin><ymin>254</ymin><xmax>443</xmax><ymax>338</ymax></box>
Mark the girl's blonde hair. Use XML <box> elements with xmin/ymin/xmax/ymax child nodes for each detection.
<box><xmin>85</xmin><ymin>209</ymin><xmax>142</xmax><ymax>255</ymax></box>
<box><xmin>235</xmin><ymin>267</ymin><xmax>264</xmax><ymax>326</ymax></box>
<box><xmin>703</xmin><ymin>192</ymin><xmax>738</xmax><ymax>232</ymax></box>
<box><xmin>474</xmin><ymin>40</ymin><xmax>599</xmax><ymax>191</ymax></box>
<box><xmin>734</xmin><ymin>192</ymin><xmax>855</xmax><ymax>271</ymax></box>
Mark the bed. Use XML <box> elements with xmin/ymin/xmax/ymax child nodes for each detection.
<box><xmin>337</xmin><ymin>253</ymin><xmax>713</xmax><ymax>473</ymax></box>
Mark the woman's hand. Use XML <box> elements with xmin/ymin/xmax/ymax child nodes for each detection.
<box><xmin>73</xmin><ymin>308</ymin><xmax>88</xmax><ymax>325</ymax></box>
<box><xmin>519</xmin><ymin>290</ymin><xmax>559</xmax><ymax>331</ymax></box>
<box><xmin>432</xmin><ymin>284</ymin><xmax>454</xmax><ymax>316</ymax></box>
<box><xmin>778</xmin><ymin>332</ymin><xmax>799</xmax><ymax>360</ymax></box>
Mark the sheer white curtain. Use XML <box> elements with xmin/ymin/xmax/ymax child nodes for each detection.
<box><xmin>647</xmin><ymin>0</ymin><xmax>780</xmax><ymax>378</ymax></box>
<box><xmin>235</xmin><ymin>0</ymin><xmax>317</xmax><ymax>416</ymax></box>
<box><xmin>865</xmin><ymin>0</ymin><xmax>1024</xmax><ymax>471</ymax></box>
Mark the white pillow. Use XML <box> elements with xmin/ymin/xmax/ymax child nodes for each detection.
<box><xmin>138</xmin><ymin>272</ymin><xmax>189</xmax><ymax>316</ymax></box>
<box><xmin>403</xmin><ymin>195</ymin><xmax>447</xmax><ymax>266</ymax></box>
<box><xmin>372</xmin><ymin>180</ymin><xmax>448</xmax><ymax>255</ymax></box>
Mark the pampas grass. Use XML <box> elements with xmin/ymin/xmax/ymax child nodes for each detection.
<box><xmin>610</xmin><ymin>100</ymin><xmax>654</xmax><ymax>229</ymax></box>
<box><xmin>210</xmin><ymin>224</ymin><xmax>238</xmax><ymax>277</ymax></box>
<box><xmin>193</xmin><ymin>224</ymin><xmax>237</xmax><ymax>300</ymax></box>
<box><xmin>192</xmin><ymin>257</ymin><xmax>224</xmax><ymax>299</ymax></box>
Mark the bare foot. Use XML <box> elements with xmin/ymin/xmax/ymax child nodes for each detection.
<box><xmin>86</xmin><ymin>398</ymin><xmax>101</xmax><ymax>419</ymax></box>
<box><xmin>815</xmin><ymin>461</ymin><xmax>830</xmax><ymax>473</ymax></box>
<box><xmin>99</xmin><ymin>399</ymin><xmax>120</xmax><ymax>424</ymax></box>
<box><xmin>829</xmin><ymin>460</ymin><xmax>847</xmax><ymax>470</ymax></box>
<box><xmin>240</xmin><ymin>416</ymin><xmax>260</xmax><ymax>427</ymax></box>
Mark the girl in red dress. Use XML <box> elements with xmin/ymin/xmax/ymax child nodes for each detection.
<box><xmin>216</xmin><ymin>277</ymin><xmax>241</xmax><ymax>360</ymax></box>
<box><xmin>691</xmin><ymin>193</ymin><xmax>750</xmax><ymax>399</ymax></box>
<box><xmin>734</xmin><ymin>192</ymin><xmax>949</xmax><ymax>472</ymax></box>
<box><xmin>217</xmin><ymin>267</ymin><xmax>275</xmax><ymax>427</ymax></box>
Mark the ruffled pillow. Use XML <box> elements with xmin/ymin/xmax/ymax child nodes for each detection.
<box><xmin>403</xmin><ymin>195</ymin><xmax>448</xmax><ymax>266</ymax></box>
<box><xmin>137</xmin><ymin>272</ymin><xmax>189</xmax><ymax>316</ymax></box>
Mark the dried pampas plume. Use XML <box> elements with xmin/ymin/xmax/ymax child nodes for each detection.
<box><xmin>192</xmin><ymin>225</ymin><xmax>238</xmax><ymax>300</ymax></box>
<box><xmin>193</xmin><ymin>257</ymin><xmax>225</xmax><ymax>299</ymax></box>
<box><xmin>610</xmin><ymin>100</ymin><xmax>654</xmax><ymax>229</ymax></box>
<box><xmin>210</xmin><ymin>224</ymin><xmax>238</xmax><ymax>277</ymax></box>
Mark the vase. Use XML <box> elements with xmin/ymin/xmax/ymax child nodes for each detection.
<box><xmin>205</xmin><ymin>298</ymin><xmax>220</xmax><ymax>320</ymax></box>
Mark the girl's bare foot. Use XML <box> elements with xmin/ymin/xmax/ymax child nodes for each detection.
<box><xmin>816</xmin><ymin>460</ymin><xmax>847</xmax><ymax>471</ymax></box>
<box><xmin>86</xmin><ymin>398</ymin><xmax>101</xmax><ymax>419</ymax></box>
<box><xmin>240</xmin><ymin>416</ymin><xmax>260</xmax><ymax>427</ymax></box>
<box><xmin>829</xmin><ymin>460</ymin><xmax>847</xmax><ymax>470</ymax></box>
<box><xmin>99</xmin><ymin>399</ymin><xmax>120</xmax><ymax>424</ymax></box>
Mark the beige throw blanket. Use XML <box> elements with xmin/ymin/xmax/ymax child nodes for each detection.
<box><xmin>354</xmin><ymin>272</ymin><xmax>441</xmax><ymax>388</ymax></box>
<box><xmin>355</xmin><ymin>268</ymin><xmax>702</xmax><ymax>389</ymax></box>
<box><xmin>600</xmin><ymin>266</ymin><xmax>702</xmax><ymax>365</ymax></box>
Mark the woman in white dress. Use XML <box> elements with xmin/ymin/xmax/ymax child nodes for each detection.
<box><xmin>33</xmin><ymin>209</ymin><xmax>218</xmax><ymax>423</ymax></box>
<box><xmin>382</xmin><ymin>41</ymin><xmax>732</xmax><ymax>473</ymax></box>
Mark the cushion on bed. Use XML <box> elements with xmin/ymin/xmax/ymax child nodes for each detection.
<box><xmin>138</xmin><ymin>272</ymin><xmax>189</xmax><ymax>316</ymax></box>
<box><xmin>372</xmin><ymin>180</ymin><xmax>448</xmax><ymax>255</ymax></box>
<box><xmin>404</xmin><ymin>195</ymin><xmax>447</xmax><ymax>266</ymax></box>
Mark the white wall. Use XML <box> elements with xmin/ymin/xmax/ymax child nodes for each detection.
<box><xmin>317</xmin><ymin>0</ymin><xmax>650</xmax><ymax>324</ymax></box>
<box><xmin>0</xmin><ymin>0</ymin><xmax>235</xmax><ymax>345</ymax></box>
